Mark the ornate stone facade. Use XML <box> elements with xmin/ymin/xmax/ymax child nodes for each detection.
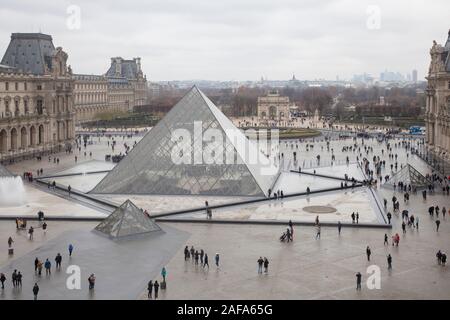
<box><xmin>257</xmin><ymin>90</ymin><xmax>290</xmax><ymax>121</ymax></box>
<box><xmin>73</xmin><ymin>74</ymin><xmax>108</xmax><ymax>123</ymax></box>
<box><xmin>73</xmin><ymin>57</ymin><xmax>148</xmax><ymax>123</ymax></box>
<box><xmin>0</xmin><ymin>33</ymin><xmax>75</xmax><ymax>162</ymax></box>
<box><xmin>425</xmin><ymin>30</ymin><xmax>450</xmax><ymax>160</ymax></box>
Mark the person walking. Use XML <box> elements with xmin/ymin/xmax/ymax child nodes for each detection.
<box><xmin>88</xmin><ymin>274</ymin><xmax>96</xmax><ymax>290</ymax></box>
<box><xmin>356</xmin><ymin>272</ymin><xmax>362</xmax><ymax>290</ymax></box>
<box><xmin>0</xmin><ymin>273</ymin><xmax>6</xmax><ymax>289</ymax></box>
<box><xmin>44</xmin><ymin>259</ymin><xmax>51</xmax><ymax>275</ymax></box>
<box><xmin>401</xmin><ymin>221</ymin><xmax>406</xmax><ymax>234</ymax></box>
<box><xmin>257</xmin><ymin>257</ymin><xmax>264</xmax><ymax>274</ymax></box>
<box><xmin>384</xmin><ymin>234</ymin><xmax>389</xmax><ymax>245</ymax></box>
<box><xmin>263</xmin><ymin>257</ymin><xmax>269</xmax><ymax>273</ymax></box>
<box><xmin>55</xmin><ymin>253</ymin><xmax>62</xmax><ymax>269</ymax></box>
<box><xmin>28</xmin><ymin>226</ymin><xmax>34</xmax><ymax>240</ymax></box>
<box><xmin>436</xmin><ymin>250</ymin><xmax>443</xmax><ymax>265</ymax></box>
<box><xmin>436</xmin><ymin>219</ymin><xmax>441</xmax><ymax>232</ymax></box>
<box><xmin>68</xmin><ymin>185</ymin><xmax>72</xmax><ymax>197</ymax></box>
<box><xmin>12</xmin><ymin>270</ymin><xmax>17</xmax><ymax>288</ymax></box>
<box><xmin>315</xmin><ymin>224</ymin><xmax>321</xmax><ymax>240</ymax></box>
<box><xmin>215</xmin><ymin>253</ymin><xmax>220</xmax><ymax>267</ymax></box>
<box><xmin>34</xmin><ymin>257</ymin><xmax>39</xmax><ymax>273</ymax></box>
<box><xmin>203</xmin><ymin>254</ymin><xmax>209</xmax><ymax>269</ymax></box>
<box><xmin>184</xmin><ymin>246</ymin><xmax>189</xmax><ymax>261</ymax></box>
<box><xmin>351</xmin><ymin>212</ymin><xmax>355</xmax><ymax>223</ymax></box>
<box><xmin>68</xmin><ymin>244</ymin><xmax>74</xmax><ymax>257</ymax></box>
<box><xmin>338</xmin><ymin>221</ymin><xmax>342</xmax><ymax>235</ymax></box>
<box><xmin>356</xmin><ymin>212</ymin><xmax>359</xmax><ymax>224</ymax></box>
<box><xmin>42</xmin><ymin>222</ymin><xmax>47</xmax><ymax>234</ymax></box>
<box><xmin>387</xmin><ymin>212</ymin><xmax>392</xmax><ymax>224</ymax></box>
<box><xmin>147</xmin><ymin>280</ymin><xmax>153</xmax><ymax>299</ymax></box>
<box><xmin>36</xmin><ymin>260</ymin><xmax>43</xmax><ymax>276</ymax></box>
<box><xmin>16</xmin><ymin>272</ymin><xmax>22</xmax><ymax>287</ymax></box>
<box><xmin>154</xmin><ymin>281</ymin><xmax>159</xmax><ymax>299</ymax></box>
<box><xmin>161</xmin><ymin>267</ymin><xmax>167</xmax><ymax>283</ymax></box>
<box><xmin>7</xmin><ymin>236</ymin><xmax>13</xmax><ymax>248</ymax></box>
<box><xmin>200</xmin><ymin>249</ymin><xmax>204</xmax><ymax>264</ymax></box>
<box><xmin>416</xmin><ymin>216</ymin><xmax>419</xmax><ymax>230</ymax></box>
<box><xmin>288</xmin><ymin>220</ymin><xmax>294</xmax><ymax>240</ymax></box>
<box><xmin>190</xmin><ymin>246</ymin><xmax>195</xmax><ymax>263</ymax></box>
<box><xmin>366</xmin><ymin>246</ymin><xmax>371</xmax><ymax>261</ymax></box>
<box><xmin>194</xmin><ymin>251</ymin><xmax>199</xmax><ymax>265</ymax></box>
<box><xmin>387</xmin><ymin>254</ymin><xmax>392</xmax><ymax>269</ymax></box>
<box><xmin>32</xmin><ymin>283</ymin><xmax>39</xmax><ymax>300</ymax></box>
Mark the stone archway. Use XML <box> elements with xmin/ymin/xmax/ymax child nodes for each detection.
<box><xmin>20</xmin><ymin>127</ymin><xmax>27</xmax><ymax>149</ymax></box>
<box><xmin>10</xmin><ymin>128</ymin><xmax>18</xmax><ymax>151</ymax></box>
<box><xmin>269</xmin><ymin>106</ymin><xmax>277</xmax><ymax>119</ymax></box>
<box><xmin>29</xmin><ymin>126</ymin><xmax>36</xmax><ymax>147</ymax></box>
<box><xmin>0</xmin><ymin>129</ymin><xmax>7</xmax><ymax>153</ymax></box>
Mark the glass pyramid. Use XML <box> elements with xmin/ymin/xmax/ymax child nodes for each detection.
<box><xmin>383</xmin><ymin>164</ymin><xmax>430</xmax><ymax>189</ymax></box>
<box><xmin>94</xmin><ymin>200</ymin><xmax>162</xmax><ymax>238</ymax></box>
<box><xmin>90</xmin><ymin>86</ymin><xmax>279</xmax><ymax>197</ymax></box>
<box><xmin>0</xmin><ymin>164</ymin><xmax>13</xmax><ymax>177</ymax></box>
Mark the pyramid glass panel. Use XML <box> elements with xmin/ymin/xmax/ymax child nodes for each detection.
<box><xmin>0</xmin><ymin>164</ymin><xmax>13</xmax><ymax>177</ymax></box>
<box><xmin>383</xmin><ymin>164</ymin><xmax>431</xmax><ymax>189</ymax></box>
<box><xmin>94</xmin><ymin>200</ymin><xmax>161</xmax><ymax>239</ymax></box>
<box><xmin>90</xmin><ymin>86</ymin><xmax>279</xmax><ymax>197</ymax></box>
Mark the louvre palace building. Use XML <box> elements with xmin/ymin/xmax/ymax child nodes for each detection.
<box><xmin>0</xmin><ymin>32</ymin><xmax>147</xmax><ymax>162</ymax></box>
<box><xmin>425</xmin><ymin>29</ymin><xmax>450</xmax><ymax>166</ymax></box>
<box><xmin>0</xmin><ymin>33</ymin><xmax>75</xmax><ymax>162</ymax></box>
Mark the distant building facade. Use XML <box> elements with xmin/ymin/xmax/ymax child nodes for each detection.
<box><xmin>73</xmin><ymin>74</ymin><xmax>108</xmax><ymax>123</ymax></box>
<box><xmin>425</xmin><ymin>30</ymin><xmax>450</xmax><ymax>160</ymax></box>
<box><xmin>73</xmin><ymin>57</ymin><xmax>148</xmax><ymax>124</ymax></box>
<box><xmin>257</xmin><ymin>90</ymin><xmax>290</xmax><ymax>121</ymax></box>
<box><xmin>0</xmin><ymin>33</ymin><xmax>75</xmax><ymax>161</ymax></box>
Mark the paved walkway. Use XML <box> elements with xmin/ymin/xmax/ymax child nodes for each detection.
<box><xmin>0</xmin><ymin>223</ymin><xmax>189</xmax><ymax>300</ymax></box>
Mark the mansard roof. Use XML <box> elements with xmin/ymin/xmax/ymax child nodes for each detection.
<box><xmin>1</xmin><ymin>33</ymin><xmax>56</xmax><ymax>75</ymax></box>
<box><xmin>105</xmin><ymin>57</ymin><xmax>141</xmax><ymax>80</ymax></box>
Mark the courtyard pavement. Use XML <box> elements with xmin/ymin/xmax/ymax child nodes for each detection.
<box><xmin>0</xmin><ymin>126</ymin><xmax>449</xmax><ymax>300</ymax></box>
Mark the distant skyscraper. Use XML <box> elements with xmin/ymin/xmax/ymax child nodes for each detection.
<box><xmin>412</xmin><ymin>69</ymin><xmax>418</xmax><ymax>83</ymax></box>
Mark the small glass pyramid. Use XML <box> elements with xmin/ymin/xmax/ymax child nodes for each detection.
<box><xmin>94</xmin><ymin>200</ymin><xmax>162</xmax><ymax>239</ymax></box>
<box><xmin>383</xmin><ymin>164</ymin><xmax>430</xmax><ymax>189</ymax></box>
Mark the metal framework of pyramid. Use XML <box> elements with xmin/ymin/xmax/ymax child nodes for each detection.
<box><xmin>94</xmin><ymin>200</ymin><xmax>162</xmax><ymax>239</ymax></box>
<box><xmin>0</xmin><ymin>164</ymin><xmax>13</xmax><ymax>177</ymax></box>
<box><xmin>90</xmin><ymin>86</ymin><xmax>279</xmax><ymax>197</ymax></box>
<box><xmin>383</xmin><ymin>164</ymin><xmax>430</xmax><ymax>189</ymax></box>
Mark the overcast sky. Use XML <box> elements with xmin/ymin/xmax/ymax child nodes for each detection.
<box><xmin>0</xmin><ymin>0</ymin><xmax>449</xmax><ymax>81</ymax></box>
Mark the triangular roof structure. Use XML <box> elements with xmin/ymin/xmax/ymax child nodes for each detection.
<box><xmin>383</xmin><ymin>164</ymin><xmax>430</xmax><ymax>189</ymax></box>
<box><xmin>0</xmin><ymin>164</ymin><xmax>13</xmax><ymax>177</ymax></box>
<box><xmin>94</xmin><ymin>200</ymin><xmax>162</xmax><ymax>239</ymax></box>
<box><xmin>90</xmin><ymin>86</ymin><xmax>279</xmax><ymax>197</ymax></box>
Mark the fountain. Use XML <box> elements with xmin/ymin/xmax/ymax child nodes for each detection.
<box><xmin>0</xmin><ymin>175</ymin><xmax>26</xmax><ymax>207</ymax></box>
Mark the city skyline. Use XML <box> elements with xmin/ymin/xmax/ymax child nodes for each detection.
<box><xmin>0</xmin><ymin>0</ymin><xmax>448</xmax><ymax>81</ymax></box>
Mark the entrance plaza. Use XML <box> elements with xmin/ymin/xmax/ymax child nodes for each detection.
<box><xmin>0</xmin><ymin>89</ymin><xmax>449</xmax><ymax>300</ymax></box>
<box><xmin>0</xmin><ymin>130</ymin><xmax>449</xmax><ymax>299</ymax></box>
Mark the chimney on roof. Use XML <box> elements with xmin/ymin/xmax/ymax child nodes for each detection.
<box><xmin>134</xmin><ymin>57</ymin><xmax>141</xmax><ymax>72</ymax></box>
<box><xmin>112</xmin><ymin>57</ymin><xmax>122</xmax><ymax>77</ymax></box>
